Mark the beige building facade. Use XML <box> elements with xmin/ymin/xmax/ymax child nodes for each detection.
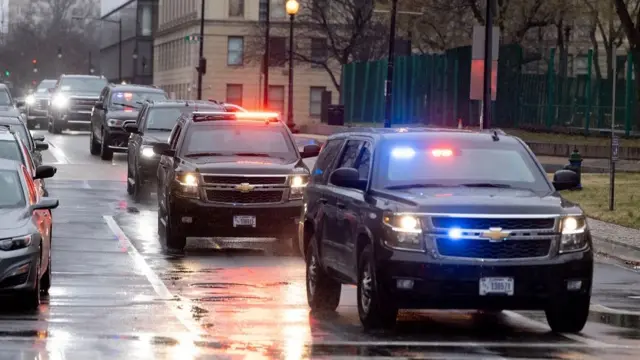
<box><xmin>153</xmin><ymin>0</ymin><xmax>340</xmax><ymax>125</ymax></box>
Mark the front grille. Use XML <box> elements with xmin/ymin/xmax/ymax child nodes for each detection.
<box><xmin>431</xmin><ymin>217</ymin><xmax>555</xmax><ymax>230</ymax></box>
<box><xmin>206</xmin><ymin>190</ymin><xmax>283</xmax><ymax>204</ymax></box>
<box><xmin>202</xmin><ymin>175</ymin><xmax>286</xmax><ymax>185</ymax></box>
<box><xmin>69</xmin><ymin>98</ymin><xmax>97</xmax><ymax>111</ymax></box>
<box><xmin>435</xmin><ymin>238</ymin><xmax>552</xmax><ymax>259</ymax></box>
<box><xmin>38</xmin><ymin>99</ymin><xmax>48</xmax><ymax>109</ymax></box>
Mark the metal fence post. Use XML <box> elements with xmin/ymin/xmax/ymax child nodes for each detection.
<box><xmin>348</xmin><ymin>62</ymin><xmax>357</xmax><ymax>124</ymax></box>
<box><xmin>360</xmin><ymin>61</ymin><xmax>370</xmax><ymax>123</ymax></box>
<box><xmin>585</xmin><ymin>49</ymin><xmax>593</xmax><ymax>134</ymax></box>
<box><xmin>443</xmin><ymin>55</ymin><xmax>449</xmax><ymax>126</ymax></box>
<box><xmin>453</xmin><ymin>57</ymin><xmax>459</xmax><ymax>125</ymax></box>
<box><xmin>545</xmin><ymin>48</ymin><xmax>556</xmax><ymax>128</ymax></box>
<box><xmin>625</xmin><ymin>51</ymin><xmax>633</xmax><ymax>136</ymax></box>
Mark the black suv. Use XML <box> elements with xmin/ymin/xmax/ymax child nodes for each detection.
<box><xmin>123</xmin><ymin>100</ymin><xmax>224</xmax><ymax>201</ymax></box>
<box><xmin>25</xmin><ymin>79</ymin><xmax>57</xmax><ymax>129</ymax></box>
<box><xmin>48</xmin><ymin>75</ymin><xmax>108</xmax><ymax>134</ymax></box>
<box><xmin>90</xmin><ymin>84</ymin><xmax>167</xmax><ymax>160</ymax></box>
<box><xmin>153</xmin><ymin>111</ymin><xmax>320</xmax><ymax>252</ymax></box>
<box><xmin>301</xmin><ymin>128</ymin><xmax>592</xmax><ymax>333</ymax></box>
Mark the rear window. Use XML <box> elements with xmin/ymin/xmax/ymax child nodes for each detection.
<box><xmin>0</xmin><ymin>169</ymin><xmax>25</xmax><ymax>208</ymax></box>
<box><xmin>146</xmin><ymin>108</ymin><xmax>192</xmax><ymax>131</ymax></box>
<box><xmin>109</xmin><ymin>91</ymin><xmax>167</xmax><ymax>110</ymax></box>
<box><xmin>0</xmin><ymin>139</ymin><xmax>22</xmax><ymax>162</ymax></box>
<box><xmin>59</xmin><ymin>77</ymin><xmax>107</xmax><ymax>92</ymax></box>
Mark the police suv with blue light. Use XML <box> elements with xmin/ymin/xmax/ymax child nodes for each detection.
<box><xmin>301</xmin><ymin>128</ymin><xmax>592</xmax><ymax>333</ymax></box>
<box><xmin>154</xmin><ymin>110</ymin><xmax>320</xmax><ymax>253</ymax></box>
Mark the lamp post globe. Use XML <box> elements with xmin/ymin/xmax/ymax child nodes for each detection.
<box><xmin>286</xmin><ymin>0</ymin><xmax>299</xmax><ymax>15</ymax></box>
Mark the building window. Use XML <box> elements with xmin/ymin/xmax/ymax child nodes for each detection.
<box><xmin>226</xmin><ymin>84</ymin><xmax>243</xmax><ymax>105</ymax></box>
<box><xmin>269</xmin><ymin>85</ymin><xmax>285</xmax><ymax>115</ymax></box>
<box><xmin>259</xmin><ymin>0</ymin><xmax>268</xmax><ymax>21</ymax></box>
<box><xmin>269</xmin><ymin>37</ymin><xmax>286</xmax><ymax>67</ymax></box>
<box><xmin>227</xmin><ymin>37</ymin><xmax>244</xmax><ymax>66</ymax></box>
<box><xmin>271</xmin><ymin>0</ymin><xmax>285</xmax><ymax>19</ymax></box>
<box><xmin>229</xmin><ymin>0</ymin><xmax>244</xmax><ymax>17</ymax></box>
<box><xmin>310</xmin><ymin>38</ymin><xmax>328</xmax><ymax>68</ymax></box>
<box><xmin>309</xmin><ymin>87</ymin><xmax>325</xmax><ymax>116</ymax></box>
<box><xmin>140</xmin><ymin>4</ymin><xmax>152</xmax><ymax>36</ymax></box>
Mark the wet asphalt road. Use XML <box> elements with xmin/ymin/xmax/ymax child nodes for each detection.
<box><xmin>2</xmin><ymin>129</ymin><xmax>640</xmax><ymax>359</ymax></box>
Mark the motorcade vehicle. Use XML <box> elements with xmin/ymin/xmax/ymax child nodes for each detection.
<box><xmin>0</xmin><ymin>83</ymin><xmax>24</xmax><ymax>118</ymax></box>
<box><xmin>300</xmin><ymin>127</ymin><xmax>592</xmax><ymax>333</ymax></box>
<box><xmin>24</xmin><ymin>79</ymin><xmax>57</xmax><ymax>129</ymax></box>
<box><xmin>48</xmin><ymin>74</ymin><xmax>108</xmax><ymax>134</ymax></box>
<box><xmin>153</xmin><ymin>110</ymin><xmax>320</xmax><ymax>252</ymax></box>
<box><xmin>0</xmin><ymin>115</ymin><xmax>48</xmax><ymax>166</ymax></box>
<box><xmin>0</xmin><ymin>158</ymin><xmax>58</xmax><ymax>310</ymax></box>
<box><xmin>90</xmin><ymin>84</ymin><xmax>167</xmax><ymax>160</ymax></box>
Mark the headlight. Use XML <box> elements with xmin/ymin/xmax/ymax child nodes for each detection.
<box><xmin>141</xmin><ymin>146</ymin><xmax>155</xmax><ymax>158</ymax></box>
<box><xmin>25</xmin><ymin>96</ymin><xmax>35</xmax><ymax>105</ymax></box>
<box><xmin>107</xmin><ymin>119</ymin><xmax>125</xmax><ymax>127</ymax></box>
<box><xmin>175</xmin><ymin>172</ymin><xmax>199</xmax><ymax>198</ymax></box>
<box><xmin>382</xmin><ymin>214</ymin><xmax>423</xmax><ymax>251</ymax></box>
<box><xmin>51</xmin><ymin>95</ymin><xmax>68</xmax><ymax>108</ymax></box>
<box><xmin>0</xmin><ymin>235</ymin><xmax>33</xmax><ymax>251</ymax></box>
<box><xmin>289</xmin><ymin>175</ymin><xmax>308</xmax><ymax>200</ymax></box>
<box><xmin>559</xmin><ymin>216</ymin><xmax>589</xmax><ymax>253</ymax></box>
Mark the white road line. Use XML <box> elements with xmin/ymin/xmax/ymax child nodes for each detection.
<box><xmin>591</xmin><ymin>304</ymin><xmax>640</xmax><ymax>316</ymax></box>
<box><xmin>503</xmin><ymin>311</ymin><xmax>612</xmax><ymax>348</ymax></box>
<box><xmin>82</xmin><ymin>180</ymin><xmax>91</xmax><ymax>189</ymax></box>
<box><xmin>103</xmin><ymin>215</ymin><xmax>203</xmax><ymax>336</ymax></box>
<box><xmin>46</xmin><ymin>141</ymin><xmax>70</xmax><ymax>164</ymax></box>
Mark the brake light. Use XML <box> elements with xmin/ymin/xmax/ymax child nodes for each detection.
<box><xmin>431</xmin><ymin>149</ymin><xmax>453</xmax><ymax>157</ymax></box>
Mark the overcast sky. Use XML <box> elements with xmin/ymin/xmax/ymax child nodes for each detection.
<box><xmin>101</xmin><ymin>0</ymin><xmax>128</xmax><ymax>17</ymax></box>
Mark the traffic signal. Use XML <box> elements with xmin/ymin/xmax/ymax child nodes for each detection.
<box><xmin>32</xmin><ymin>80</ymin><xmax>36</xmax><ymax>86</ymax></box>
<box><xmin>3</xmin><ymin>70</ymin><xmax>8</xmax><ymax>77</ymax></box>
<box><xmin>197</xmin><ymin>57</ymin><xmax>207</xmax><ymax>75</ymax></box>
<box><xmin>32</xmin><ymin>59</ymin><xmax>38</xmax><ymax>73</ymax></box>
<box><xmin>32</xmin><ymin>59</ymin><xmax>37</xmax><ymax>64</ymax></box>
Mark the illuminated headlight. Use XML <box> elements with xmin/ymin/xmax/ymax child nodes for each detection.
<box><xmin>559</xmin><ymin>216</ymin><xmax>589</xmax><ymax>253</ymax></box>
<box><xmin>107</xmin><ymin>119</ymin><xmax>125</xmax><ymax>127</ymax></box>
<box><xmin>25</xmin><ymin>95</ymin><xmax>35</xmax><ymax>105</ymax></box>
<box><xmin>175</xmin><ymin>172</ymin><xmax>199</xmax><ymax>198</ymax></box>
<box><xmin>51</xmin><ymin>95</ymin><xmax>68</xmax><ymax>108</ymax></box>
<box><xmin>141</xmin><ymin>146</ymin><xmax>155</xmax><ymax>158</ymax></box>
<box><xmin>382</xmin><ymin>214</ymin><xmax>423</xmax><ymax>251</ymax></box>
<box><xmin>0</xmin><ymin>235</ymin><xmax>32</xmax><ymax>251</ymax></box>
<box><xmin>289</xmin><ymin>175</ymin><xmax>308</xmax><ymax>200</ymax></box>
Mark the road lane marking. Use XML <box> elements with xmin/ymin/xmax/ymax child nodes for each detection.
<box><xmin>103</xmin><ymin>215</ymin><xmax>203</xmax><ymax>336</ymax></box>
<box><xmin>46</xmin><ymin>141</ymin><xmax>70</xmax><ymax>164</ymax></box>
<box><xmin>591</xmin><ymin>304</ymin><xmax>640</xmax><ymax>315</ymax></box>
<box><xmin>82</xmin><ymin>180</ymin><xmax>91</xmax><ymax>189</ymax></box>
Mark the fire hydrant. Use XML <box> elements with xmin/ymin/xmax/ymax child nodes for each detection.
<box><xmin>563</xmin><ymin>147</ymin><xmax>583</xmax><ymax>190</ymax></box>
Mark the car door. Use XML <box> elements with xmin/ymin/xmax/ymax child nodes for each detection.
<box><xmin>19</xmin><ymin>140</ymin><xmax>45</xmax><ymax>197</ymax></box>
<box><xmin>129</xmin><ymin>106</ymin><xmax>147</xmax><ymax>175</ymax></box>
<box><xmin>92</xmin><ymin>87</ymin><xmax>109</xmax><ymax>141</ymax></box>
<box><xmin>22</xmin><ymin>165</ymin><xmax>50</xmax><ymax>276</ymax></box>
<box><xmin>158</xmin><ymin>123</ymin><xmax>182</xmax><ymax>212</ymax></box>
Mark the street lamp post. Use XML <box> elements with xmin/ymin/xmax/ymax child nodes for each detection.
<box><xmin>73</xmin><ymin>16</ymin><xmax>122</xmax><ymax>82</ymax></box>
<box><xmin>285</xmin><ymin>0</ymin><xmax>299</xmax><ymax>130</ymax></box>
<box><xmin>383</xmin><ymin>0</ymin><xmax>398</xmax><ymax>128</ymax></box>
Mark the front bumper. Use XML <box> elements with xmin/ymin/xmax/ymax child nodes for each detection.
<box><xmin>0</xmin><ymin>248</ymin><xmax>40</xmax><ymax>293</ymax></box>
<box><xmin>377</xmin><ymin>249</ymin><xmax>593</xmax><ymax>310</ymax></box>
<box><xmin>52</xmin><ymin>109</ymin><xmax>92</xmax><ymax>128</ymax></box>
<box><xmin>105</xmin><ymin>127</ymin><xmax>130</xmax><ymax>152</ymax></box>
<box><xmin>170</xmin><ymin>196</ymin><xmax>302</xmax><ymax>239</ymax></box>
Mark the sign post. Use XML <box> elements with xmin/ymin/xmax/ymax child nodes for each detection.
<box><xmin>470</xmin><ymin>25</ymin><xmax>499</xmax><ymax>130</ymax></box>
<box><xmin>609</xmin><ymin>51</ymin><xmax>618</xmax><ymax>211</ymax></box>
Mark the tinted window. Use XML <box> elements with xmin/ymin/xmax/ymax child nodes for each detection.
<box><xmin>109</xmin><ymin>91</ymin><xmax>167</xmax><ymax>110</ymax></box>
<box><xmin>0</xmin><ymin>169</ymin><xmax>25</xmax><ymax>208</ymax></box>
<box><xmin>0</xmin><ymin>90</ymin><xmax>11</xmax><ymax>106</ymax></box>
<box><xmin>183</xmin><ymin>124</ymin><xmax>296</xmax><ymax>161</ymax></box>
<box><xmin>336</xmin><ymin>140</ymin><xmax>361</xmax><ymax>168</ymax></box>
<box><xmin>0</xmin><ymin>139</ymin><xmax>22</xmax><ymax>162</ymax></box>
<box><xmin>0</xmin><ymin>121</ymin><xmax>30</xmax><ymax>151</ymax></box>
<box><xmin>36</xmin><ymin>80</ymin><xmax>57</xmax><ymax>92</ymax></box>
<box><xmin>59</xmin><ymin>77</ymin><xmax>108</xmax><ymax>92</ymax></box>
<box><xmin>373</xmin><ymin>141</ymin><xmax>550</xmax><ymax>192</ymax></box>
<box><xmin>146</xmin><ymin>108</ymin><xmax>192</xmax><ymax>131</ymax></box>
<box><xmin>355</xmin><ymin>142</ymin><xmax>372</xmax><ymax>180</ymax></box>
<box><xmin>311</xmin><ymin>139</ymin><xmax>343</xmax><ymax>184</ymax></box>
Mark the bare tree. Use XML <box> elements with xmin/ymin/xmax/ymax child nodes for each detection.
<box><xmin>614</xmin><ymin>0</ymin><xmax>640</xmax><ymax>126</ymax></box>
<box><xmin>411</xmin><ymin>0</ymin><xmax>474</xmax><ymax>53</ymax></box>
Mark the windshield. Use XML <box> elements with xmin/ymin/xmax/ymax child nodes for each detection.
<box><xmin>36</xmin><ymin>80</ymin><xmax>57</xmax><ymax>93</ymax></box>
<box><xmin>58</xmin><ymin>77</ymin><xmax>107</xmax><ymax>93</ymax></box>
<box><xmin>109</xmin><ymin>92</ymin><xmax>167</xmax><ymax>110</ymax></box>
<box><xmin>146</xmin><ymin>108</ymin><xmax>191</xmax><ymax>131</ymax></box>
<box><xmin>0</xmin><ymin>120</ymin><xmax>31</xmax><ymax>151</ymax></box>
<box><xmin>182</xmin><ymin>124</ymin><xmax>297</xmax><ymax>160</ymax></box>
<box><xmin>0</xmin><ymin>139</ymin><xmax>22</xmax><ymax>162</ymax></box>
<box><xmin>373</xmin><ymin>141</ymin><xmax>551</xmax><ymax>192</ymax></box>
<box><xmin>0</xmin><ymin>169</ymin><xmax>25</xmax><ymax>208</ymax></box>
<box><xmin>0</xmin><ymin>90</ymin><xmax>11</xmax><ymax>106</ymax></box>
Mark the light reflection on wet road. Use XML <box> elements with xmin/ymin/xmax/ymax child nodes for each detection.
<box><xmin>0</xmin><ymin>130</ymin><xmax>637</xmax><ymax>359</ymax></box>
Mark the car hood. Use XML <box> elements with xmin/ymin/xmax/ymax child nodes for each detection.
<box><xmin>59</xmin><ymin>92</ymin><xmax>101</xmax><ymax>99</ymax></box>
<box><xmin>107</xmin><ymin>110</ymin><xmax>140</xmax><ymax>120</ymax></box>
<box><xmin>0</xmin><ymin>207</ymin><xmax>30</xmax><ymax>234</ymax></box>
<box><xmin>184</xmin><ymin>156</ymin><xmax>307</xmax><ymax>175</ymax></box>
<box><xmin>143</xmin><ymin>131</ymin><xmax>171</xmax><ymax>144</ymax></box>
<box><xmin>376</xmin><ymin>187</ymin><xmax>582</xmax><ymax>215</ymax></box>
<box><xmin>31</xmin><ymin>93</ymin><xmax>51</xmax><ymax>99</ymax></box>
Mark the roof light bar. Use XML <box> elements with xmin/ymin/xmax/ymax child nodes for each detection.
<box><xmin>235</xmin><ymin>112</ymin><xmax>280</xmax><ymax>122</ymax></box>
<box><xmin>192</xmin><ymin>111</ymin><xmax>237</xmax><ymax>121</ymax></box>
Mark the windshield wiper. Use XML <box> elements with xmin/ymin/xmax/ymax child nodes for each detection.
<box><xmin>460</xmin><ymin>183</ymin><xmax>512</xmax><ymax>188</ymax></box>
<box><xmin>146</xmin><ymin>128</ymin><xmax>172</xmax><ymax>131</ymax></box>
<box><xmin>385</xmin><ymin>183</ymin><xmax>453</xmax><ymax>190</ymax></box>
<box><xmin>112</xmin><ymin>102</ymin><xmax>139</xmax><ymax>109</ymax></box>
<box><xmin>184</xmin><ymin>152</ymin><xmax>225</xmax><ymax>157</ymax></box>
<box><xmin>233</xmin><ymin>152</ymin><xmax>271</xmax><ymax>157</ymax></box>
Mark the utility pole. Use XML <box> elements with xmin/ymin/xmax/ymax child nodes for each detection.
<box><xmin>481</xmin><ymin>0</ymin><xmax>494</xmax><ymax>130</ymax></box>
<box><xmin>383</xmin><ymin>0</ymin><xmax>398</xmax><ymax>128</ymax></box>
<box><xmin>196</xmin><ymin>0</ymin><xmax>205</xmax><ymax>100</ymax></box>
<box><xmin>263</xmin><ymin>0</ymin><xmax>270</xmax><ymax>109</ymax></box>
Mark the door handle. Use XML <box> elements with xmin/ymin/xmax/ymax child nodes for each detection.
<box><xmin>337</xmin><ymin>202</ymin><xmax>346</xmax><ymax>209</ymax></box>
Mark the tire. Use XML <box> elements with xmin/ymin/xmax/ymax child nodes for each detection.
<box><xmin>47</xmin><ymin>119</ymin><xmax>52</xmax><ymax>133</ymax></box>
<box><xmin>19</xmin><ymin>248</ymin><xmax>41</xmax><ymax>311</ymax></box>
<box><xmin>545</xmin><ymin>296</ymin><xmax>590</xmax><ymax>333</ymax></box>
<box><xmin>51</xmin><ymin>118</ymin><xmax>62</xmax><ymax>134</ymax></box>
<box><xmin>126</xmin><ymin>166</ymin><xmax>134</xmax><ymax>195</ymax></box>
<box><xmin>132</xmin><ymin>170</ymin><xmax>150</xmax><ymax>202</ymax></box>
<box><xmin>357</xmin><ymin>244</ymin><xmax>398</xmax><ymax>330</ymax></box>
<box><xmin>100</xmin><ymin>128</ymin><xmax>113</xmax><ymax>161</ymax></box>
<box><xmin>305</xmin><ymin>236</ymin><xmax>341</xmax><ymax>311</ymax></box>
<box><xmin>89</xmin><ymin>129</ymin><xmax>100</xmax><ymax>155</ymax></box>
<box><xmin>164</xmin><ymin>210</ymin><xmax>186</xmax><ymax>251</ymax></box>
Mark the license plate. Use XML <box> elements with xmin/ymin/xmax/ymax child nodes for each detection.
<box><xmin>233</xmin><ymin>215</ymin><xmax>256</xmax><ymax>227</ymax></box>
<box><xmin>479</xmin><ymin>277</ymin><xmax>514</xmax><ymax>296</ymax></box>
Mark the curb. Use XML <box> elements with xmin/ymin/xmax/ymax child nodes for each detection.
<box><xmin>592</xmin><ymin>236</ymin><xmax>640</xmax><ymax>267</ymax></box>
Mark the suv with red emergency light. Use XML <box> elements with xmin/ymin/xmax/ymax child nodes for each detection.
<box><xmin>153</xmin><ymin>110</ymin><xmax>321</xmax><ymax>253</ymax></box>
<box><xmin>301</xmin><ymin>127</ymin><xmax>592</xmax><ymax>334</ymax></box>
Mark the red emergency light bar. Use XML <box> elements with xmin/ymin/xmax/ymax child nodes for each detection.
<box><xmin>234</xmin><ymin>112</ymin><xmax>280</xmax><ymax>122</ymax></box>
<box><xmin>191</xmin><ymin>111</ymin><xmax>280</xmax><ymax>123</ymax></box>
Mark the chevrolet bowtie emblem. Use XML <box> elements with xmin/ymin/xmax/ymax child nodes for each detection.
<box><xmin>481</xmin><ymin>227</ymin><xmax>511</xmax><ymax>241</ymax></box>
<box><xmin>236</xmin><ymin>183</ymin><xmax>255</xmax><ymax>193</ymax></box>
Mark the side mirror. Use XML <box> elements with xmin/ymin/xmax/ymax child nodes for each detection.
<box><xmin>32</xmin><ymin>134</ymin><xmax>45</xmax><ymax>142</ymax></box>
<box><xmin>34</xmin><ymin>165</ymin><xmax>57</xmax><ymax>179</ymax></box>
<box><xmin>31</xmin><ymin>198</ymin><xmax>59</xmax><ymax>211</ymax></box>
<box><xmin>300</xmin><ymin>144</ymin><xmax>321</xmax><ymax>159</ymax></box>
<box><xmin>124</xmin><ymin>122</ymin><xmax>139</xmax><ymax>133</ymax></box>
<box><xmin>94</xmin><ymin>101</ymin><xmax>104</xmax><ymax>110</ymax></box>
<box><xmin>16</xmin><ymin>100</ymin><xmax>25</xmax><ymax>107</ymax></box>
<box><xmin>35</xmin><ymin>142</ymin><xmax>49</xmax><ymax>151</ymax></box>
<box><xmin>153</xmin><ymin>142</ymin><xmax>175</xmax><ymax>157</ymax></box>
<box><xmin>553</xmin><ymin>169</ymin><xmax>579</xmax><ymax>191</ymax></box>
<box><xmin>329</xmin><ymin>167</ymin><xmax>365</xmax><ymax>190</ymax></box>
